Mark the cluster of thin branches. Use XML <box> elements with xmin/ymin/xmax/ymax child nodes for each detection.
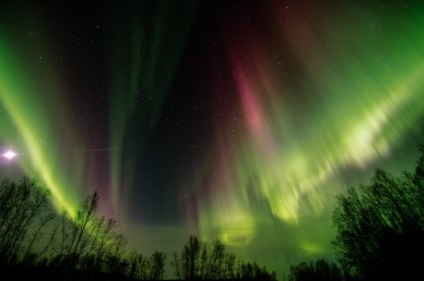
<box><xmin>172</xmin><ymin>235</ymin><xmax>276</xmax><ymax>280</ymax></box>
<box><xmin>0</xmin><ymin>178</ymin><xmax>166</xmax><ymax>280</ymax></box>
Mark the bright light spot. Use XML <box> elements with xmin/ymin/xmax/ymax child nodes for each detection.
<box><xmin>3</xmin><ymin>150</ymin><xmax>17</xmax><ymax>160</ymax></box>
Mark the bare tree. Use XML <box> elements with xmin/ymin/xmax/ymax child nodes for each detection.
<box><xmin>0</xmin><ymin>177</ymin><xmax>52</xmax><ymax>265</ymax></box>
<box><xmin>94</xmin><ymin>218</ymin><xmax>116</xmax><ymax>272</ymax></box>
<box><xmin>182</xmin><ymin>235</ymin><xmax>202</xmax><ymax>280</ymax></box>
<box><xmin>173</xmin><ymin>235</ymin><xmax>241</xmax><ymax>280</ymax></box>
<box><xmin>105</xmin><ymin>233</ymin><xmax>127</xmax><ymax>278</ymax></box>
<box><xmin>127</xmin><ymin>250</ymin><xmax>149</xmax><ymax>279</ymax></box>
<box><xmin>206</xmin><ymin>240</ymin><xmax>225</xmax><ymax>279</ymax></box>
<box><xmin>172</xmin><ymin>251</ymin><xmax>181</xmax><ymax>280</ymax></box>
<box><xmin>223</xmin><ymin>252</ymin><xmax>236</xmax><ymax>279</ymax></box>
<box><xmin>333</xmin><ymin>161</ymin><xmax>424</xmax><ymax>280</ymax></box>
<box><xmin>22</xmin><ymin>211</ymin><xmax>56</xmax><ymax>264</ymax></box>
<box><xmin>68</xmin><ymin>191</ymin><xmax>99</xmax><ymax>264</ymax></box>
<box><xmin>150</xmin><ymin>250</ymin><xmax>166</xmax><ymax>280</ymax></box>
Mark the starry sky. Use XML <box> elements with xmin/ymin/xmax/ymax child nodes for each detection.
<box><xmin>1</xmin><ymin>0</ymin><xmax>424</xmax><ymax>278</ymax></box>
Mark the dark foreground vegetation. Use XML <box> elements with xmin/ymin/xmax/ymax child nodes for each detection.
<box><xmin>0</xmin><ymin>177</ymin><xmax>276</xmax><ymax>280</ymax></box>
<box><xmin>288</xmin><ymin>142</ymin><xmax>424</xmax><ymax>281</ymax></box>
<box><xmin>1</xmin><ymin>141</ymin><xmax>423</xmax><ymax>281</ymax></box>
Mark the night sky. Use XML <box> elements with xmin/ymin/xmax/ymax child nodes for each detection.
<box><xmin>1</xmin><ymin>0</ymin><xmax>424</xmax><ymax>278</ymax></box>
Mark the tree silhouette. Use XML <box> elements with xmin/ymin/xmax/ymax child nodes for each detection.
<box><xmin>332</xmin><ymin>144</ymin><xmax>424</xmax><ymax>281</ymax></box>
<box><xmin>0</xmin><ymin>177</ymin><xmax>52</xmax><ymax>266</ymax></box>
<box><xmin>173</xmin><ymin>235</ymin><xmax>275</xmax><ymax>280</ymax></box>
<box><xmin>172</xmin><ymin>251</ymin><xmax>182</xmax><ymax>280</ymax></box>
<box><xmin>182</xmin><ymin>234</ymin><xmax>202</xmax><ymax>280</ymax></box>
<box><xmin>222</xmin><ymin>251</ymin><xmax>236</xmax><ymax>279</ymax></box>
<box><xmin>0</xmin><ymin>177</ymin><xmax>279</xmax><ymax>280</ymax></box>
<box><xmin>236</xmin><ymin>260</ymin><xmax>276</xmax><ymax>281</ymax></box>
<box><xmin>150</xmin><ymin>250</ymin><xmax>166</xmax><ymax>280</ymax></box>
<box><xmin>288</xmin><ymin>258</ymin><xmax>342</xmax><ymax>281</ymax></box>
<box><xmin>67</xmin><ymin>191</ymin><xmax>100</xmax><ymax>266</ymax></box>
<box><xmin>127</xmin><ymin>250</ymin><xmax>151</xmax><ymax>280</ymax></box>
<box><xmin>50</xmin><ymin>191</ymin><xmax>102</xmax><ymax>277</ymax></box>
<box><xmin>206</xmin><ymin>240</ymin><xmax>225</xmax><ymax>279</ymax></box>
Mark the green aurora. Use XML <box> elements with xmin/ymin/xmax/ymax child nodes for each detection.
<box><xmin>0</xmin><ymin>1</ymin><xmax>424</xmax><ymax>278</ymax></box>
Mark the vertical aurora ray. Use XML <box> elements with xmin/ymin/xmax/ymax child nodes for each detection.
<box><xmin>0</xmin><ymin>26</ymin><xmax>82</xmax><ymax>216</ymax></box>
<box><xmin>106</xmin><ymin>1</ymin><xmax>198</xmax><ymax>212</ymax></box>
<box><xmin>0</xmin><ymin>1</ymin><xmax>423</xmax><ymax>279</ymax></box>
<box><xmin>197</xmin><ymin>1</ymin><xmax>424</xmax><ymax>275</ymax></box>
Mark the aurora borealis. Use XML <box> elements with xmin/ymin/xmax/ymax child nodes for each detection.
<box><xmin>1</xmin><ymin>1</ymin><xmax>424</xmax><ymax>278</ymax></box>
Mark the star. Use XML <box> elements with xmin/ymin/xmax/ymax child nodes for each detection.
<box><xmin>3</xmin><ymin>150</ymin><xmax>17</xmax><ymax>160</ymax></box>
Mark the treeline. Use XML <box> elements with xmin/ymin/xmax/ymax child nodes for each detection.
<box><xmin>172</xmin><ymin>235</ymin><xmax>276</xmax><ymax>281</ymax></box>
<box><xmin>0</xmin><ymin>178</ymin><xmax>276</xmax><ymax>280</ymax></box>
<box><xmin>287</xmin><ymin>143</ymin><xmax>424</xmax><ymax>281</ymax></box>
